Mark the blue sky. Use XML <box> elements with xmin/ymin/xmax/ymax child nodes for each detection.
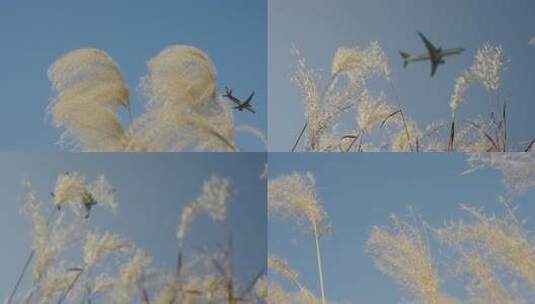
<box><xmin>0</xmin><ymin>153</ymin><xmax>266</xmax><ymax>299</ymax></box>
<box><xmin>269</xmin><ymin>0</ymin><xmax>535</xmax><ymax>151</ymax></box>
<box><xmin>0</xmin><ymin>0</ymin><xmax>266</xmax><ymax>151</ymax></box>
<box><xmin>268</xmin><ymin>153</ymin><xmax>535</xmax><ymax>302</ymax></box>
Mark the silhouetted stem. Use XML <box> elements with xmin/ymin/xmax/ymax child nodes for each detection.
<box><xmin>291</xmin><ymin>122</ymin><xmax>308</xmax><ymax>152</ymax></box>
<box><xmin>57</xmin><ymin>269</ymin><xmax>83</xmax><ymax>304</ymax></box>
<box><xmin>7</xmin><ymin>250</ymin><xmax>35</xmax><ymax>304</ymax></box>
<box><xmin>389</xmin><ymin>81</ymin><xmax>413</xmax><ymax>152</ymax></box>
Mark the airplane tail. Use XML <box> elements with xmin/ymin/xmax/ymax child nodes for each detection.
<box><xmin>399</xmin><ymin>51</ymin><xmax>410</xmax><ymax>68</ymax></box>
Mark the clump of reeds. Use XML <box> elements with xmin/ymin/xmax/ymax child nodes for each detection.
<box><xmin>6</xmin><ymin>173</ymin><xmax>265</xmax><ymax>304</ymax></box>
<box><xmin>290</xmin><ymin>41</ymin><xmax>532</xmax><ymax>152</ymax></box>
<box><xmin>47</xmin><ymin>46</ymin><xmax>265</xmax><ymax>152</ymax></box>
<box><xmin>368</xmin><ymin>203</ymin><xmax>535</xmax><ymax>303</ymax></box>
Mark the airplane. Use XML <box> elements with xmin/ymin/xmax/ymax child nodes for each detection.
<box><xmin>223</xmin><ymin>86</ymin><xmax>256</xmax><ymax>114</ymax></box>
<box><xmin>400</xmin><ymin>31</ymin><xmax>465</xmax><ymax>77</ymax></box>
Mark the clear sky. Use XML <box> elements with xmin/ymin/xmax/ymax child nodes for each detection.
<box><xmin>269</xmin><ymin>0</ymin><xmax>535</xmax><ymax>151</ymax></box>
<box><xmin>0</xmin><ymin>0</ymin><xmax>266</xmax><ymax>151</ymax></box>
<box><xmin>269</xmin><ymin>153</ymin><xmax>535</xmax><ymax>302</ymax></box>
<box><xmin>0</xmin><ymin>153</ymin><xmax>266</xmax><ymax>299</ymax></box>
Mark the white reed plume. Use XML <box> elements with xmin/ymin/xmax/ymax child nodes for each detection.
<box><xmin>83</xmin><ymin>231</ymin><xmax>128</xmax><ymax>268</ymax></box>
<box><xmin>461</xmin><ymin>253</ymin><xmax>519</xmax><ymax>304</ymax></box>
<box><xmin>176</xmin><ymin>176</ymin><xmax>232</xmax><ymax>247</ymax></box>
<box><xmin>134</xmin><ymin>45</ymin><xmax>236</xmax><ymax>152</ymax></box>
<box><xmin>390</xmin><ymin>118</ymin><xmax>422</xmax><ymax>152</ymax></box>
<box><xmin>331</xmin><ymin>41</ymin><xmax>391</xmax><ymax>87</ymax></box>
<box><xmin>269</xmin><ymin>172</ymin><xmax>329</xmax><ymax>304</ymax></box>
<box><xmin>292</xmin><ymin>42</ymin><xmax>391</xmax><ymax>152</ymax></box>
<box><xmin>53</xmin><ymin>172</ymin><xmax>117</xmax><ymax>216</ymax></box>
<box><xmin>464</xmin><ymin>153</ymin><xmax>535</xmax><ymax>195</ymax></box>
<box><xmin>435</xmin><ymin>205</ymin><xmax>535</xmax><ymax>290</ymax></box>
<box><xmin>268</xmin><ymin>256</ymin><xmax>302</xmax><ymax>289</ymax></box>
<box><xmin>357</xmin><ymin>90</ymin><xmax>396</xmax><ymax>132</ymax></box>
<box><xmin>48</xmin><ymin>48</ymin><xmax>129</xmax><ymax>151</ymax></box>
<box><xmin>107</xmin><ymin>249</ymin><xmax>152</xmax><ymax>304</ymax></box>
<box><xmin>367</xmin><ymin>214</ymin><xmax>446</xmax><ymax>304</ymax></box>
<box><xmin>450</xmin><ymin>45</ymin><xmax>506</xmax><ymax>114</ymax></box>
<box><xmin>37</xmin><ymin>267</ymin><xmax>78</xmax><ymax>304</ymax></box>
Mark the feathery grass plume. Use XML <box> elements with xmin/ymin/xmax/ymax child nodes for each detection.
<box><xmin>435</xmin><ymin>205</ymin><xmax>535</xmax><ymax>290</ymax></box>
<box><xmin>48</xmin><ymin>48</ymin><xmax>128</xmax><ymax>151</ymax></box>
<box><xmin>236</xmin><ymin>124</ymin><xmax>267</xmax><ymax>148</ymax></box>
<box><xmin>367</xmin><ymin>214</ymin><xmax>448</xmax><ymax>304</ymax></box>
<box><xmin>269</xmin><ymin>172</ymin><xmax>329</xmax><ymax>303</ymax></box>
<box><xmin>268</xmin><ymin>256</ymin><xmax>301</xmax><ymax>289</ymax></box>
<box><xmin>530</xmin><ymin>37</ymin><xmax>535</xmax><ymax>45</ymax></box>
<box><xmin>268</xmin><ymin>172</ymin><xmax>328</xmax><ymax>232</ymax></box>
<box><xmin>464</xmin><ymin>153</ymin><xmax>535</xmax><ymax>195</ymax></box>
<box><xmin>107</xmin><ymin>249</ymin><xmax>152</xmax><ymax>304</ymax></box>
<box><xmin>176</xmin><ymin>176</ymin><xmax>231</xmax><ymax>247</ymax></box>
<box><xmin>37</xmin><ymin>267</ymin><xmax>78</xmax><ymax>304</ymax></box>
<box><xmin>83</xmin><ymin>231</ymin><xmax>128</xmax><ymax>268</ymax></box>
<box><xmin>357</xmin><ymin>90</ymin><xmax>396</xmax><ymax>133</ymax></box>
<box><xmin>53</xmin><ymin>172</ymin><xmax>117</xmax><ymax>217</ymax></box>
<box><xmin>134</xmin><ymin>45</ymin><xmax>236</xmax><ymax>152</ymax></box>
<box><xmin>390</xmin><ymin>118</ymin><xmax>422</xmax><ymax>152</ymax></box>
<box><xmin>292</xmin><ymin>42</ymin><xmax>391</xmax><ymax>151</ymax></box>
<box><xmin>460</xmin><ymin>253</ymin><xmax>519</xmax><ymax>304</ymax></box>
<box><xmin>23</xmin><ymin>191</ymin><xmax>78</xmax><ymax>283</ymax></box>
<box><xmin>331</xmin><ymin>41</ymin><xmax>391</xmax><ymax>86</ymax></box>
<box><xmin>450</xmin><ymin>45</ymin><xmax>506</xmax><ymax>114</ymax></box>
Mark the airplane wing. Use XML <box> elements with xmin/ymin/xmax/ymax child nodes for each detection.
<box><xmin>431</xmin><ymin>60</ymin><xmax>439</xmax><ymax>77</ymax></box>
<box><xmin>245</xmin><ymin>107</ymin><xmax>256</xmax><ymax>114</ymax></box>
<box><xmin>417</xmin><ymin>31</ymin><xmax>437</xmax><ymax>54</ymax></box>
<box><xmin>245</xmin><ymin>92</ymin><xmax>255</xmax><ymax>104</ymax></box>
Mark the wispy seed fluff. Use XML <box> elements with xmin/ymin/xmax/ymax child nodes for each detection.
<box><xmin>268</xmin><ymin>172</ymin><xmax>328</xmax><ymax>233</ymax></box>
<box><xmin>53</xmin><ymin>172</ymin><xmax>117</xmax><ymax>212</ymax></box>
<box><xmin>268</xmin><ymin>256</ymin><xmax>301</xmax><ymax>288</ymax></box>
<box><xmin>464</xmin><ymin>153</ymin><xmax>535</xmax><ymax>195</ymax></box>
<box><xmin>134</xmin><ymin>45</ymin><xmax>236</xmax><ymax>152</ymax></box>
<box><xmin>176</xmin><ymin>176</ymin><xmax>232</xmax><ymax>246</ymax></box>
<box><xmin>331</xmin><ymin>41</ymin><xmax>391</xmax><ymax>87</ymax></box>
<box><xmin>450</xmin><ymin>45</ymin><xmax>506</xmax><ymax>113</ymax></box>
<box><xmin>367</xmin><ymin>215</ymin><xmax>447</xmax><ymax>304</ymax></box>
<box><xmin>357</xmin><ymin>90</ymin><xmax>396</xmax><ymax>132</ymax></box>
<box><xmin>83</xmin><ymin>231</ymin><xmax>128</xmax><ymax>267</ymax></box>
<box><xmin>108</xmin><ymin>249</ymin><xmax>152</xmax><ymax>304</ymax></box>
<box><xmin>48</xmin><ymin>48</ymin><xmax>129</xmax><ymax>151</ymax></box>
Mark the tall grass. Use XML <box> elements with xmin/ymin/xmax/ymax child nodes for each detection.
<box><xmin>5</xmin><ymin>173</ymin><xmax>265</xmax><ymax>304</ymax></box>
<box><xmin>268</xmin><ymin>172</ymin><xmax>330</xmax><ymax>303</ymax></box>
<box><xmin>47</xmin><ymin>46</ymin><xmax>264</xmax><ymax>152</ymax></box>
<box><xmin>290</xmin><ymin>42</ymin><xmax>532</xmax><ymax>152</ymax></box>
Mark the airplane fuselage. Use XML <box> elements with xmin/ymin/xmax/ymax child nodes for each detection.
<box><xmin>405</xmin><ymin>48</ymin><xmax>464</xmax><ymax>63</ymax></box>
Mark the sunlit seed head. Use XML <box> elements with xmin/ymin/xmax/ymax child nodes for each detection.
<box><xmin>268</xmin><ymin>172</ymin><xmax>328</xmax><ymax>233</ymax></box>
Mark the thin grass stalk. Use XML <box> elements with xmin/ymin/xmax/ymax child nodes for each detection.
<box><xmin>57</xmin><ymin>268</ymin><xmax>83</xmax><ymax>304</ymax></box>
<box><xmin>388</xmin><ymin>80</ymin><xmax>413</xmax><ymax>152</ymax></box>
<box><xmin>312</xmin><ymin>221</ymin><xmax>326</xmax><ymax>304</ymax></box>
<box><xmin>291</xmin><ymin>122</ymin><xmax>308</xmax><ymax>152</ymax></box>
<box><xmin>7</xmin><ymin>250</ymin><xmax>35</xmax><ymax>304</ymax></box>
<box><xmin>502</xmin><ymin>101</ymin><xmax>507</xmax><ymax>152</ymax></box>
<box><xmin>448</xmin><ymin>118</ymin><xmax>455</xmax><ymax>152</ymax></box>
